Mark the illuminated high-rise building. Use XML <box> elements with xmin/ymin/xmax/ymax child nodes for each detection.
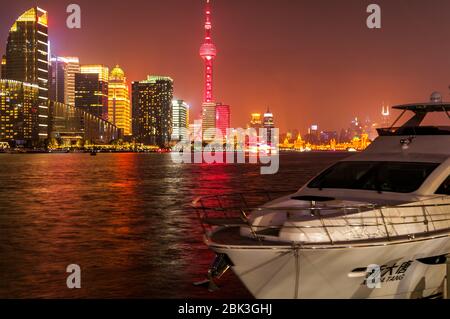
<box><xmin>50</xmin><ymin>57</ymin><xmax>66</xmax><ymax>103</ymax></box>
<box><xmin>132</xmin><ymin>76</ymin><xmax>173</xmax><ymax>147</ymax></box>
<box><xmin>172</xmin><ymin>100</ymin><xmax>189</xmax><ymax>142</ymax></box>
<box><xmin>263</xmin><ymin>108</ymin><xmax>274</xmax><ymax>129</ymax></box>
<box><xmin>0</xmin><ymin>79</ymin><xmax>39</xmax><ymax>144</ymax></box>
<box><xmin>108</xmin><ymin>65</ymin><xmax>131</xmax><ymax>136</ymax></box>
<box><xmin>63</xmin><ymin>57</ymin><xmax>80</xmax><ymax>107</ymax></box>
<box><xmin>3</xmin><ymin>7</ymin><xmax>50</xmax><ymax>144</ymax></box>
<box><xmin>75</xmin><ymin>65</ymin><xmax>109</xmax><ymax>120</ymax></box>
<box><xmin>263</xmin><ymin>107</ymin><xmax>275</xmax><ymax>145</ymax></box>
<box><xmin>216</xmin><ymin>103</ymin><xmax>230</xmax><ymax>138</ymax></box>
<box><xmin>201</xmin><ymin>102</ymin><xmax>217</xmax><ymax>140</ymax></box>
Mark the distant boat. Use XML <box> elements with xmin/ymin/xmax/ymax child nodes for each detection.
<box><xmin>90</xmin><ymin>150</ymin><xmax>97</xmax><ymax>156</ymax></box>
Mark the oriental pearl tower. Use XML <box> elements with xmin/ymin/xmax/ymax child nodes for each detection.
<box><xmin>200</xmin><ymin>0</ymin><xmax>230</xmax><ymax>141</ymax></box>
<box><xmin>199</xmin><ymin>0</ymin><xmax>217</xmax><ymax>104</ymax></box>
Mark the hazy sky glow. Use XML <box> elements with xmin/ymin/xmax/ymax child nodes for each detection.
<box><xmin>1</xmin><ymin>0</ymin><xmax>450</xmax><ymax>132</ymax></box>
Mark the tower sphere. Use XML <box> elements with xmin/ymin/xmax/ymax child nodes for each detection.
<box><xmin>199</xmin><ymin>43</ymin><xmax>217</xmax><ymax>59</ymax></box>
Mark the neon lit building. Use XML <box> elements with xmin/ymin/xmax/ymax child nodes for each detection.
<box><xmin>215</xmin><ymin>103</ymin><xmax>230</xmax><ymax>138</ymax></box>
<box><xmin>108</xmin><ymin>65</ymin><xmax>131</xmax><ymax>136</ymax></box>
<box><xmin>75</xmin><ymin>65</ymin><xmax>109</xmax><ymax>121</ymax></box>
<box><xmin>2</xmin><ymin>7</ymin><xmax>50</xmax><ymax>145</ymax></box>
<box><xmin>0</xmin><ymin>79</ymin><xmax>39</xmax><ymax>144</ymax></box>
<box><xmin>132</xmin><ymin>76</ymin><xmax>174</xmax><ymax>147</ymax></box>
<box><xmin>201</xmin><ymin>102</ymin><xmax>217</xmax><ymax>140</ymax></box>
<box><xmin>172</xmin><ymin>100</ymin><xmax>189</xmax><ymax>142</ymax></box>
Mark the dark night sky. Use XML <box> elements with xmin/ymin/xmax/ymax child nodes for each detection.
<box><xmin>1</xmin><ymin>0</ymin><xmax>450</xmax><ymax>132</ymax></box>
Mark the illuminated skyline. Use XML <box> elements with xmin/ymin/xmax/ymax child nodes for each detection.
<box><xmin>2</xmin><ymin>1</ymin><xmax>450</xmax><ymax>132</ymax></box>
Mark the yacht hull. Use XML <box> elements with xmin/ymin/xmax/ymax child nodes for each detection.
<box><xmin>211</xmin><ymin>236</ymin><xmax>450</xmax><ymax>299</ymax></box>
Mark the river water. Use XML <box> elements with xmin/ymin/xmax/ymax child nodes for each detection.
<box><xmin>0</xmin><ymin>152</ymin><xmax>350</xmax><ymax>298</ymax></box>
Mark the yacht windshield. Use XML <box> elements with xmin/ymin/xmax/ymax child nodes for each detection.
<box><xmin>308</xmin><ymin>161</ymin><xmax>439</xmax><ymax>193</ymax></box>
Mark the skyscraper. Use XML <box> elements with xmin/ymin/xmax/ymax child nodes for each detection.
<box><xmin>263</xmin><ymin>108</ymin><xmax>275</xmax><ymax>145</ymax></box>
<box><xmin>75</xmin><ymin>65</ymin><xmax>109</xmax><ymax>120</ymax></box>
<box><xmin>3</xmin><ymin>7</ymin><xmax>50</xmax><ymax>144</ymax></box>
<box><xmin>108</xmin><ymin>65</ymin><xmax>131</xmax><ymax>136</ymax></box>
<box><xmin>215</xmin><ymin>103</ymin><xmax>230</xmax><ymax>138</ymax></box>
<box><xmin>63</xmin><ymin>57</ymin><xmax>80</xmax><ymax>107</ymax></box>
<box><xmin>201</xmin><ymin>103</ymin><xmax>217</xmax><ymax>140</ymax></box>
<box><xmin>263</xmin><ymin>108</ymin><xmax>274</xmax><ymax>129</ymax></box>
<box><xmin>132</xmin><ymin>76</ymin><xmax>174</xmax><ymax>147</ymax></box>
<box><xmin>0</xmin><ymin>79</ymin><xmax>39</xmax><ymax>144</ymax></box>
<box><xmin>172</xmin><ymin>100</ymin><xmax>189</xmax><ymax>142</ymax></box>
<box><xmin>50</xmin><ymin>57</ymin><xmax>66</xmax><ymax>104</ymax></box>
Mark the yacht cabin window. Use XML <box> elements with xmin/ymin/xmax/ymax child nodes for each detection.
<box><xmin>308</xmin><ymin>161</ymin><xmax>439</xmax><ymax>194</ymax></box>
<box><xmin>435</xmin><ymin>176</ymin><xmax>450</xmax><ymax>195</ymax></box>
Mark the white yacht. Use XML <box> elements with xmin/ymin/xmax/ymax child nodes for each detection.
<box><xmin>194</xmin><ymin>93</ymin><xmax>450</xmax><ymax>299</ymax></box>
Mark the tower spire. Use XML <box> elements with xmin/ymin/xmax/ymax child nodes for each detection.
<box><xmin>205</xmin><ymin>0</ymin><xmax>212</xmax><ymax>42</ymax></box>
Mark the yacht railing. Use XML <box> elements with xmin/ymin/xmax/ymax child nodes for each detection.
<box><xmin>191</xmin><ymin>191</ymin><xmax>450</xmax><ymax>246</ymax></box>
